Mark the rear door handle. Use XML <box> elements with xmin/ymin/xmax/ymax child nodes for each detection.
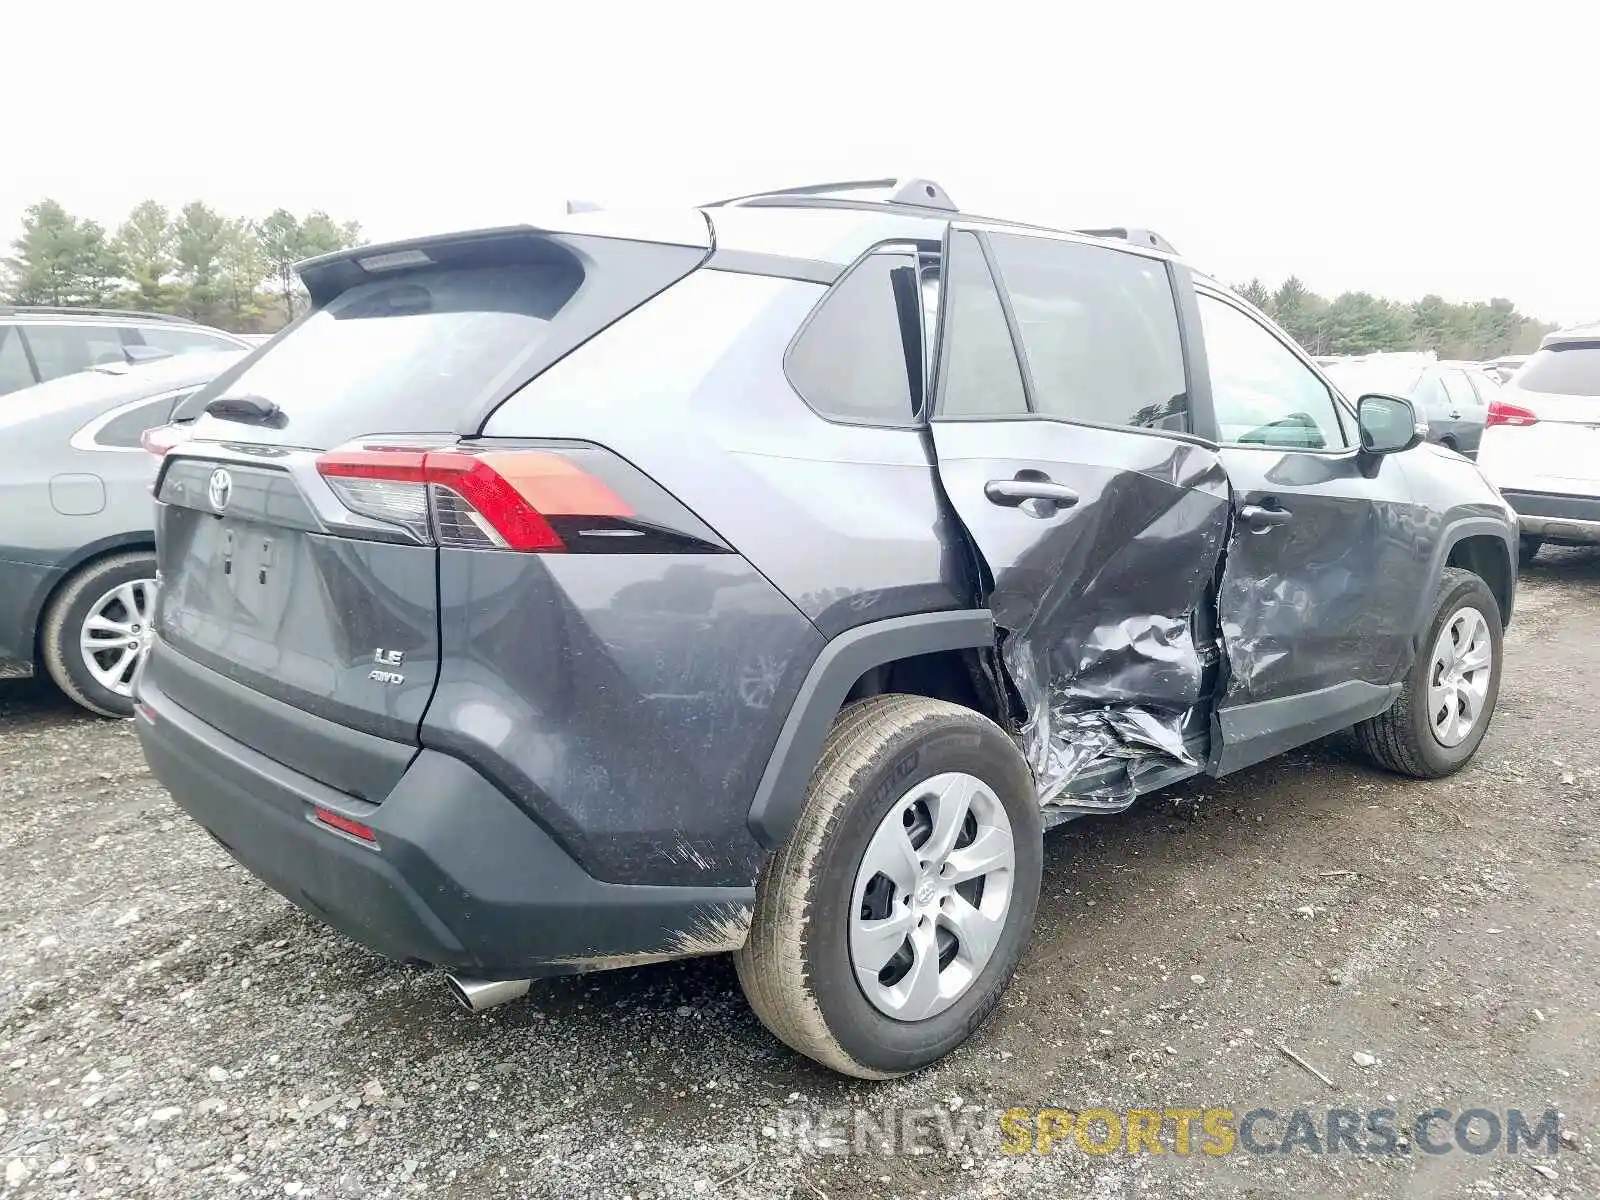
<box><xmin>984</xmin><ymin>477</ymin><xmax>1080</xmax><ymax>513</ymax></box>
<box><xmin>1240</xmin><ymin>503</ymin><xmax>1292</xmax><ymax>531</ymax></box>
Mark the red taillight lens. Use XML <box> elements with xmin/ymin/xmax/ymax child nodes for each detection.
<box><xmin>141</xmin><ymin>423</ymin><xmax>194</xmax><ymax>456</ymax></box>
<box><xmin>1486</xmin><ymin>399</ymin><xmax>1539</xmax><ymax>428</ymax></box>
<box><xmin>313</xmin><ymin>806</ymin><xmax>377</xmax><ymax>843</ymax></box>
<box><xmin>315</xmin><ymin>444</ymin><xmax>633</xmax><ymax>552</ymax></box>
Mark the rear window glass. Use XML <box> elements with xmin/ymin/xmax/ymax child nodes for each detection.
<box><xmin>785</xmin><ymin>248</ymin><xmax>920</xmax><ymax>424</ymax></box>
<box><xmin>200</xmin><ymin>263</ymin><xmax>585</xmax><ymax>442</ymax></box>
<box><xmin>1517</xmin><ymin>344</ymin><xmax>1600</xmax><ymax>397</ymax></box>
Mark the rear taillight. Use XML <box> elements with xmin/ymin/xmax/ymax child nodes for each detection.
<box><xmin>1486</xmin><ymin>399</ymin><xmax>1539</xmax><ymax>428</ymax></box>
<box><xmin>141</xmin><ymin>423</ymin><xmax>194</xmax><ymax>456</ymax></box>
<box><xmin>315</xmin><ymin>441</ymin><xmax>699</xmax><ymax>553</ymax></box>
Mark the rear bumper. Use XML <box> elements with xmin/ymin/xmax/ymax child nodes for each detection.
<box><xmin>1504</xmin><ymin>489</ymin><xmax>1600</xmax><ymax>545</ymax></box>
<box><xmin>135</xmin><ymin>669</ymin><xmax>755</xmax><ymax>977</ymax></box>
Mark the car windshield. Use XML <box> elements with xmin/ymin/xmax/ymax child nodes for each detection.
<box><xmin>1322</xmin><ymin>361</ymin><xmax>1423</xmax><ymax>399</ymax></box>
<box><xmin>1516</xmin><ymin>343</ymin><xmax>1600</xmax><ymax>397</ymax></box>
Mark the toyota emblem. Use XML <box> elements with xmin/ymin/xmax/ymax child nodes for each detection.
<box><xmin>208</xmin><ymin>467</ymin><xmax>234</xmax><ymax>512</ymax></box>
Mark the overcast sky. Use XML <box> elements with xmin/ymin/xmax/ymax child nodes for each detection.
<box><xmin>9</xmin><ymin>1</ymin><xmax>1596</xmax><ymax>323</ymax></box>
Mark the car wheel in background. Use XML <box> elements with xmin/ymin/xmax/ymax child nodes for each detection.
<box><xmin>735</xmin><ymin>695</ymin><xmax>1043</xmax><ymax>1078</ymax></box>
<box><xmin>1354</xmin><ymin>567</ymin><xmax>1503</xmax><ymax>779</ymax></box>
<box><xmin>1518</xmin><ymin>535</ymin><xmax>1542</xmax><ymax>568</ymax></box>
<box><xmin>40</xmin><ymin>551</ymin><xmax>159</xmax><ymax>718</ymax></box>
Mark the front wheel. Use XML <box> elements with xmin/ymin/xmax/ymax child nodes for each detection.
<box><xmin>1354</xmin><ymin>567</ymin><xmax>1503</xmax><ymax>778</ymax></box>
<box><xmin>735</xmin><ymin>695</ymin><xmax>1042</xmax><ymax>1079</ymax></box>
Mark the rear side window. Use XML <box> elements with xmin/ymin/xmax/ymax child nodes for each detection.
<box><xmin>22</xmin><ymin>324</ymin><xmax>128</xmax><ymax>381</ymax></box>
<box><xmin>0</xmin><ymin>326</ymin><xmax>36</xmax><ymax>394</ymax></box>
<box><xmin>1467</xmin><ymin>371</ymin><xmax>1501</xmax><ymax>405</ymax></box>
<box><xmin>94</xmin><ymin>393</ymin><xmax>193</xmax><ymax>448</ymax></box>
<box><xmin>935</xmin><ymin>232</ymin><xmax>1028</xmax><ymax>418</ymax></box>
<box><xmin>1412</xmin><ymin>372</ymin><xmax>1450</xmax><ymax>414</ymax></box>
<box><xmin>785</xmin><ymin>248</ymin><xmax>920</xmax><ymax>424</ymax></box>
<box><xmin>1440</xmin><ymin>371</ymin><xmax>1479</xmax><ymax>410</ymax></box>
<box><xmin>986</xmin><ymin>233</ymin><xmax>1189</xmax><ymax>432</ymax></box>
<box><xmin>1517</xmin><ymin>344</ymin><xmax>1600</xmax><ymax>397</ymax></box>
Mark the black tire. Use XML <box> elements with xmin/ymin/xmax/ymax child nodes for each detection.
<box><xmin>1518</xmin><ymin>535</ymin><xmax>1542</xmax><ymax>568</ymax></box>
<box><xmin>1354</xmin><ymin>567</ymin><xmax>1503</xmax><ymax>779</ymax></box>
<box><xmin>735</xmin><ymin>694</ymin><xmax>1043</xmax><ymax>1079</ymax></box>
<box><xmin>39</xmin><ymin>551</ymin><xmax>158</xmax><ymax>719</ymax></box>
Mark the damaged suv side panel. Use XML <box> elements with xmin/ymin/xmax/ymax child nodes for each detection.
<box><xmin>927</xmin><ymin>227</ymin><xmax>1230</xmax><ymax>809</ymax></box>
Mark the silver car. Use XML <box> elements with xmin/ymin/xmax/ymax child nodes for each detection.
<box><xmin>0</xmin><ymin>350</ymin><xmax>246</xmax><ymax>715</ymax></box>
<box><xmin>0</xmin><ymin>307</ymin><xmax>250</xmax><ymax>397</ymax></box>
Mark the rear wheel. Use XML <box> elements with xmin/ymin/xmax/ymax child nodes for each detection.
<box><xmin>40</xmin><ymin>552</ymin><xmax>158</xmax><ymax>718</ymax></box>
<box><xmin>1518</xmin><ymin>535</ymin><xmax>1542</xmax><ymax>568</ymax></box>
<box><xmin>1354</xmin><ymin>567</ymin><xmax>1502</xmax><ymax>778</ymax></box>
<box><xmin>735</xmin><ymin>695</ymin><xmax>1042</xmax><ymax>1078</ymax></box>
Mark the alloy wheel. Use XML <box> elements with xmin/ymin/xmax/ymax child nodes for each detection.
<box><xmin>78</xmin><ymin>579</ymin><xmax>157</xmax><ymax>698</ymax></box>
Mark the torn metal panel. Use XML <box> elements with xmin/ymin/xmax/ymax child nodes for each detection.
<box><xmin>929</xmin><ymin>414</ymin><xmax>1232</xmax><ymax>810</ymax></box>
<box><xmin>999</xmin><ymin>469</ymin><xmax>1229</xmax><ymax>808</ymax></box>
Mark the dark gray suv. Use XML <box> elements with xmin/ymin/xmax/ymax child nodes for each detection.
<box><xmin>132</xmin><ymin>179</ymin><xmax>1518</xmax><ymax>1078</ymax></box>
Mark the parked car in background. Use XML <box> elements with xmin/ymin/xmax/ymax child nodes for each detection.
<box><xmin>132</xmin><ymin>179</ymin><xmax>1515</xmax><ymax>1078</ymax></box>
<box><xmin>1478</xmin><ymin>323</ymin><xmax>1600</xmax><ymax>564</ymax></box>
<box><xmin>1323</xmin><ymin>353</ymin><xmax>1496</xmax><ymax>457</ymax></box>
<box><xmin>1489</xmin><ymin>354</ymin><xmax>1527</xmax><ymax>383</ymax></box>
<box><xmin>0</xmin><ymin>307</ymin><xmax>250</xmax><ymax>397</ymax></box>
<box><xmin>0</xmin><ymin>350</ymin><xmax>246</xmax><ymax>715</ymax></box>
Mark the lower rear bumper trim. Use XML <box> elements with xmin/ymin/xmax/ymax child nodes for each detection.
<box><xmin>135</xmin><ymin>676</ymin><xmax>756</xmax><ymax>976</ymax></box>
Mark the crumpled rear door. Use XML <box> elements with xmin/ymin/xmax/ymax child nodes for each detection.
<box><xmin>927</xmin><ymin>225</ymin><xmax>1230</xmax><ymax>810</ymax></box>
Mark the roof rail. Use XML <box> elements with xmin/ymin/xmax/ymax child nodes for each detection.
<box><xmin>0</xmin><ymin>304</ymin><xmax>199</xmax><ymax>324</ymax></box>
<box><xmin>704</xmin><ymin>177</ymin><xmax>959</xmax><ymax>213</ymax></box>
<box><xmin>1074</xmin><ymin>227</ymin><xmax>1179</xmax><ymax>255</ymax></box>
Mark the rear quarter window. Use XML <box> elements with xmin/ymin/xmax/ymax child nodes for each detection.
<box><xmin>93</xmin><ymin>393</ymin><xmax>193</xmax><ymax>448</ymax></box>
<box><xmin>785</xmin><ymin>248</ymin><xmax>921</xmax><ymax>425</ymax></box>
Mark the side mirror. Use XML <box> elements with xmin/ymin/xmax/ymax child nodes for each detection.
<box><xmin>1357</xmin><ymin>393</ymin><xmax>1425</xmax><ymax>456</ymax></box>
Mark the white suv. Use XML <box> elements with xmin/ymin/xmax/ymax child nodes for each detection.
<box><xmin>1477</xmin><ymin>323</ymin><xmax>1600</xmax><ymax>564</ymax></box>
<box><xmin>0</xmin><ymin>307</ymin><xmax>250</xmax><ymax>398</ymax></box>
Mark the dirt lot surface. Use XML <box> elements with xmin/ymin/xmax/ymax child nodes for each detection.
<box><xmin>2</xmin><ymin>551</ymin><xmax>1597</xmax><ymax>1200</ymax></box>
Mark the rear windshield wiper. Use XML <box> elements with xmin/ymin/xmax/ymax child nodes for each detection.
<box><xmin>204</xmin><ymin>394</ymin><xmax>283</xmax><ymax>425</ymax></box>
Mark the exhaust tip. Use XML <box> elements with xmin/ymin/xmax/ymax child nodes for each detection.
<box><xmin>445</xmin><ymin>974</ymin><xmax>532</xmax><ymax>1013</ymax></box>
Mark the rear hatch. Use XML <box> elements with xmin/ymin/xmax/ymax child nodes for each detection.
<box><xmin>143</xmin><ymin>224</ymin><xmax>709</xmax><ymax>798</ymax></box>
<box><xmin>1480</xmin><ymin>340</ymin><xmax>1600</xmax><ymax>497</ymax></box>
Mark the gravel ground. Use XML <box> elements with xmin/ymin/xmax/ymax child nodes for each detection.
<box><xmin>2</xmin><ymin>550</ymin><xmax>1597</xmax><ymax>1200</ymax></box>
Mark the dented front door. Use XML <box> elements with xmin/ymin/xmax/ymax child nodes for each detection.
<box><xmin>1189</xmin><ymin>286</ymin><xmax>1430</xmax><ymax>774</ymax></box>
<box><xmin>927</xmin><ymin>226</ymin><xmax>1231</xmax><ymax>808</ymax></box>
